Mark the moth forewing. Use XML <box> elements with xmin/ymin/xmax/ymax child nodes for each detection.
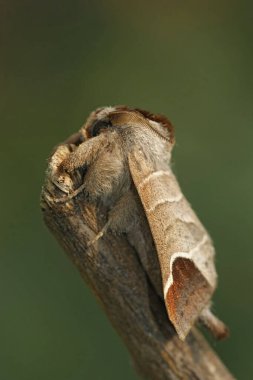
<box><xmin>128</xmin><ymin>147</ymin><xmax>217</xmax><ymax>340</ymax></box>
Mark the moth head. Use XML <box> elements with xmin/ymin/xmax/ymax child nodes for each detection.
<box><xmin>83</xmin><ymin>106</ymin><xmax>175</xmax><ymax>148</ymax></box>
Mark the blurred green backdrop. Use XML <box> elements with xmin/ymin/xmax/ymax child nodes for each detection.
<box><xmin>1</xmin><ymin>1</ymin><xmax>252</xmax><ymax>379</ymax></box>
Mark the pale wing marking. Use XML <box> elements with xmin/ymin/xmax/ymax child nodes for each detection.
<box><xmin>163</xmin><ymin>234</ymin><xmax>209</xmax><ymax>296</ymax></box>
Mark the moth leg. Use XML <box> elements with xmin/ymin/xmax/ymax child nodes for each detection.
<box><xmin>199</xmin><ymin>307</ymin><xmax>229</xmax><ymax>340</ymax></box>
<box><xmin>52</xmin><ymin>134</ymin><xmax>110</xmax><ymax>202</ymax></box>
<box><xmin>87</xmin><ymin>223</ymin><xmax>110</xmax><ymax>247</ymax></box>
<box><xmin>54</xmin><ymin>182</ymin><xmax>87</xmax><ymax>203</ymax></box>
<box><xmin>87</xmin><ymin>191</ymin><xmax>139</xmax><ymax>247</ymax></box>
<box><xmin>60</xmin><ymin>133</ymin><xmax>109</xmax><ymax>173</ymax></box>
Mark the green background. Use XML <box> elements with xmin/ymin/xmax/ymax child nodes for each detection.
<box><xmin>1</xmin><ymin>1</ymin><xmax>252</xmax><ymax>379</ymax></box>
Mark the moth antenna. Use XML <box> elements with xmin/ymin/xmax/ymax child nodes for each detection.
<box><xmin>145</xmin><ymin>122</ymin><xmax>171</xmax><ymax>143</ymax></box>
<box><xmin>199</xmin><ymin>307</ymin><xmax>229</xmax><ymax>340</ymax></box>
<box><xmin>134</xmin><ymin>108</ymin><xmax>174</xmax><ymax>144</ymax></box>
<box><xmin>109</xmin><ymin>109</ymin><xmax>173</xmax><ymax>144</ymax></box>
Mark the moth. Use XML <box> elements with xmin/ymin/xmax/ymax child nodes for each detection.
<box><xmin>52</xmin><ymin>106</ymin><xmax>228</xmax><ymax>341</ymax></box>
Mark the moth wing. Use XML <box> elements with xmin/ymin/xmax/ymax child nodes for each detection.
<box><xmin>128</xmin><ymin>147</ymin><xmax>217</xmax><ymax>340</ymax></box>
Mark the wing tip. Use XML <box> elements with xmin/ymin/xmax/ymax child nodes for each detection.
<box><xmin>165</xmin><ymin>257</ymin><xmax>214</xmax><ymax>340</ymax></box>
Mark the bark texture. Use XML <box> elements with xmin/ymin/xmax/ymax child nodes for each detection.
<box><xmin>41</xmin><ymin>142</ymin><xmax>235</xmax><ymax>380</ymax></box>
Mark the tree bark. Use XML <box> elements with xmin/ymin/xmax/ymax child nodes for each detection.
<box><xmin>41</xmin><ymin>141</ymin><xmax>235</xmax><ymax>380</ymax></box>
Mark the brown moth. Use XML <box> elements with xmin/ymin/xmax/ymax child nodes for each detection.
<box><xmin>52</xmin><ymin>106</ymin><xmax>228</xmax><ymax>341</ymax></box>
